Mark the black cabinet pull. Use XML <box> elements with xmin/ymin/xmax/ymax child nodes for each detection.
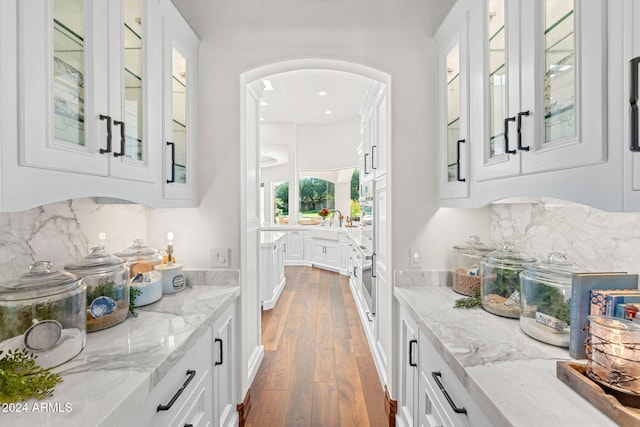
<box><xmin>371</xmin><ymin>252</ymin><xmax>377</xmax><ymax>278</ymax></box>
<box><xmin>283</xmin><ymin>243</ymin><xmax>287</xmax><ymax>253</ymax></box>
<box><xmin>157</xmin><ymin>369</ymin><xmax>196</xmax><ymax>412</ymax></box>
<box><xmin>371</xmin><ymin>145</ymin><xmax>377</xmax><ymax>170</ymax></box>
<box><xmin>353</xmin><ymin>266</ymin><xmax>357</xmax><ymax>278</ymax></box>
<box><xmin>185</xmin><ymin>424</ymin><xmax>193</xmax><ymax>427</ymax></box>
<box><xmin>113</xmin><ymin>120</ymin><xmax>126</xmax><ymax>157</ymax></box>
<box><xmin>630</xmin><ymin>57</ymin><xmax>640</xmax><ymax>151</ymax></box>
<box><xmin>215</xmin><ymin>338</ymin><xmax>223</xmax><ymax>366</ymax></box>
<box><xmin>432</xmin><ymin>371</ymin><xmax>467</xmax><ymax>414</ymax></box>
<box><xmin>504</xmin><ymin>116</ymin><xmax>516</xmax><ymax>154</ymax></box>
<box><xmin>517</xmin><ymin>111</ymin><xmax>530</xmax><ymax>151</ymax></box>
<box><xmin>99</xmin><ymin>115</ymin><xmax>112</xmax><ymax>154</ymax></box>
<box><xmin>409</xmin><ymin>339</ymin><xmax>417</xmax><ymax>367</ymax></box>
<box><xmin>166</xmin><ymin>141</ymin><xmax>176</xmax><ymax>183</ymax></box>
<box><xmin>364</xmin><ymin>153</ymin><xmax>370</xmax><ymax>175</ymax></box>
<box><xmin>366</xmin><ymin>311</ymin><xmax>373</xmax><ymax>322</ymax></box>
<box><xmin>456</xmin><ymin>139</ymin><xmax>466</xmax><ymax>182</ymax></box>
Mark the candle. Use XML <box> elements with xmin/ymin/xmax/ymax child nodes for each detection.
<box><xmin>166</xmin><ymin>232</ymin><xmax>174</xmax><ymax>264</ymax></box>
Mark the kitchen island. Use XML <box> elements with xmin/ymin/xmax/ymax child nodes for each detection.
<box><xmin>3</xmin><ymin>277</ymin><xmax>239</xmax><ymax>427</ymax></box>
<box><xmin>394</xmin><ymin>271</ymin><xmax>617</xmax><ymax>427</ymax></box>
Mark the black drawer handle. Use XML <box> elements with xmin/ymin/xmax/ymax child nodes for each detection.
<box><xmin>113</xmin><ymin>120</ymin><xmax>126</xmax><ymax>157</ymax></box>
<box><xmin>371</xmin><ymin>145</ymin><xmax>377</xmax><ymax>170</ymax></box>
<box><xmin>99</xmin><ymin>114</ymin><xmax>112</xmax><ymax>154</ymax></box>
<box><xmin>215</xmin><ymin>338</ymin><xmax>223</xmax><ymax>366</ymax></box>
<box><xmin>364</xmin><ymin>152</ymin><xmax>370</xmax><ymax>174</ymax></box>
<box><xmin>166</xmin><ymin>141</ymin><xmax>176</xmax><ymax>183</ymax></box>
<box><xmin>630</xmin><ymin>57</ymin><xmax>640</xmax><ymax>152</ymax></box>
<box><xmin>157</xmin><ymin>369</ymin><xmax>196</xmax><ymax>412</ymax></box>
<box><xmin>185</xmin><ymin>424</ymin><xmax>193</xmax><ymax>427</ymax></box>
<box><xmin>504</xmin><ymin>116</ymin><xmax>516</xmax><ymax>154</ymax></box>
<box><xmin>517</xmin><ymin>111</ymin><xmax>530</xmax><ymax>151</ymax></box>
<box><xmin>432</xmin><ymin>371</ymin><xmax>467</xmax><ymax>414</ymax></box>
<box><xmin>409</xmin><ymin>339</ymin><xmax>417</xmax><ymax>367</ymax></box>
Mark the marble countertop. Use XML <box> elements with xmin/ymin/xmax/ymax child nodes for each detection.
<box><xmin>4</xmin><ymin>282</ymin><xmax>240</xmax><ymax>427</ymax></box>
<box><xmin>260</xmin><ymin>230</ymin><xmax>286</xmax><ymax>247</ymax></box>
<box><xmin>394</xmin><ymin>272</ymin><xmax>617</xmax><ymax>427</ymax></box>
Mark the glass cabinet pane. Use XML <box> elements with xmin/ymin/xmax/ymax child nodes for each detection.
<box><xmin>446</xmin><ymin>45</ymin><xmax>460</xmax><ymax>183</ymax></box>
<box><xmin>487</xmin><ymin>0</ymin><xmax>506</xmax><ymax>158</ymax></box>
<box><xmin>544</xmin><ymin>0</ymin><xmax>574</xmax><ymax>144</ymax></box>
<box><xmin>172</xmin><ymin>48</ymin><xmax>187</xmax><ymax>184</ymax></box>
<box><xmin>53</xmin><ymin>0</ymin><xmax>85</xmax><ymax>146</ymax></box>
<box><xmin>123</xmin><ymin>0</ymin><xmax>143</xmax><ymax>161</ymax></box>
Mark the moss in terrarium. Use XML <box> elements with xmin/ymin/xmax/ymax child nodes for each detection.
<box><xmin>527</xmin><ymin>281</ymin><xmax>571</xmax><ymax>325</ymax></box>
<box><xmin>86</xmin><ymin>280</ymin><xmax>126</xmax><ymax>303</ymax></box>
<box><xmin>0</xmin><ymin>297</ymin><xmax>79</xmax><ymax>343</ymax></box>
<box><xmin>484</xmin><ymin>266</ymin><xmax>520</xmax><ymax>298</ymax></box>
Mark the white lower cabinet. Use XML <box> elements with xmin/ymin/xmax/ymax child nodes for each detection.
<box><xmin>309</xmin><ymin>236</ymin><xmax>346</xmax><ymax>272</ymax></box>
<box><xmin>212</xmin><ymin>303</ymin><xmax>238</xmax><ymax>427</ymax></box>
<box><xmin>260</xmin><ymin>233</ymin><xmax>286</xmax><ymax>310</ymax></box>
<box><xmin>122</xmin><ymin>327</ymin><xmax>213</xmax><ymax>427</ymax></box>
<box><xmin>284</xmin><ymin>230</ymin><xmax>304</xmax><ymax>262</ymax></box>
<box><xmin>397</xmin><ymin>303</ymin><xmax>491</xmax><ymax>427</ymax></box>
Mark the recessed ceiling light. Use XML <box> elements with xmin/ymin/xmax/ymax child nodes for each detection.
<box><xmin>260</xmin><ymin>101</ymin><xmax>268</xmax><ymax>106</ymax></box>
<box><xmin>260</xmin><ymin>117</ymin><xmax>265</xmax><ymax>121</ymax></box>
<box><xmin>318</xmin><ymin>91</ymin><xmax>327</xmax><ymax>96</ymax></box>
<box><xmin>262</xmin><ymin>80</ymin><xmax>273</xmax><ymax>91</ymax></box>
<box><xmin>324</xmin><ymin>110</ymin><xmax>332</xmax><ymax>115</ymax></box>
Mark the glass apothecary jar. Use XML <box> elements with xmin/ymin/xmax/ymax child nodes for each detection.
<box><xmin>481</xmin><ymin>242</ymin><xmax>536</xmax><ymax>318</ymax></box>
<box><xmin>65</xmin><ymin>246</ymin><xmax>129</xmax><ymax>332</ymax></box>
<box><xmin>115</xmin><ymin>239</ymin><xmax>163</xmax><ymax>276</ymax></box>
<box><xmin>0</xmin><ymin>261</ymin><xmax>86</xmax><ymax>368</ymax></box>
<box><xmin>520</xmin><ymin>253</ymin><xmax>578</xmax><ymax>347</ymax></box>
<box><xmin>452</xmin><ymin>235</ymin><xmax>494</xmax><ymax>296</ymax></box>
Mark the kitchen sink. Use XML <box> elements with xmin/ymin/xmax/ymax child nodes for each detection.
<box><xmin>310</xmin><ymin>228</ymin><xmax>340</xmax><ymax>241</ymax></box>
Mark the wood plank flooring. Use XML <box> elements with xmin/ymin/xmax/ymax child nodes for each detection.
<box><xmin>246</xmin><ymin>266</ymin><xmax>388</xmax><ymax>427</ymax></box>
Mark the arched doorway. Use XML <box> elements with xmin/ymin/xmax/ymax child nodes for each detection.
<box><xmin>239</xmin><ymin>58</ymin><xmax>392</xmax><ymax>402</ymax></box>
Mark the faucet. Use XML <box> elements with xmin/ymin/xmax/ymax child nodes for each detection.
<box><xmin>331</xmin><ymin>210</ymin><xmax>343</xmax><ymax>227</ymax></box>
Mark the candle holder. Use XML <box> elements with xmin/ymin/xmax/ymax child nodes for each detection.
<box><xmin>586</xmin><ymin>315</ymin><xmax>640</xmax><ymax>396</ymax></box>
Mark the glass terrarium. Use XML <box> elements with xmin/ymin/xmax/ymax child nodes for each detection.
<box><xmin>520</xmin><ymin>252</ymin><xmax>578</xmax><ymax>347</ymax></box>
<box><xmin>452</xmin><ymin>235</ymin><xmax>494</xmax><ymax>296</ymax></box>
<box><xmin>481</xmin><ymin>242</ymin><xmax>536</xmax><ymax>318</ymax></box>
<box><xmin>65</xmin><ymin>246</ymin><xmax>129</xmax><ymax>332</ymax></box>
<box><xmin>0</xmin><ymin>261</ymin><xmax>87</xmax><ymax>368</ymax></box>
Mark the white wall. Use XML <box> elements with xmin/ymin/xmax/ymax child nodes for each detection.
<box><xmin>260</xmin><ymin>164</ymin><xmax>288</xmax><ymax>225</ymax></box>
<box><xmin>296</xmin><ymin>118</ymin><xmax>361</xmax><ymax>170</ymax></box>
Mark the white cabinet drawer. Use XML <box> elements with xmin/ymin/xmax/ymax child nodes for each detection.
<box><xmin>170</xmin><ymin>369</ymin><xmax>212</xmax><ymax>427</ymax></box>
<box><xmin>122</xmin><ymin>328</ymin><xmax>213</xmax><ymax>427</ymax></box>
<box><xmin>418</xmin><ymin>329</ymin><xmax>491</xmax><ymax>427</ymax></box>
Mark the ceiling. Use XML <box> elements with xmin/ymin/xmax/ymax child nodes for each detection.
<box><xmin>259</xmin><ymin>69</ymin><xmax>374</xmax><ymax>168</ymax></box>
<box><xmin>259</xmin><ymin>69</ymin><xmax>373</xmax><ymax>125</ymax></box>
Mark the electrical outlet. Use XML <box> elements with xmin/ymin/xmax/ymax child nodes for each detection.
<box><xmin>210</xmin><ymin>248</ymin><xmax>230</xmax><ymax>267</ymax></box>
<box><xmin>410</xmin><ymin>248</ymin><xmax>422</xmax><ymax>268</ymax></box>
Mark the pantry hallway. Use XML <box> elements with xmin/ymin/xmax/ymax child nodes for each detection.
<box><xmin>245</xmin><ymin>266</ymin><xmax>389</xmax><ymax>426</ymax></box>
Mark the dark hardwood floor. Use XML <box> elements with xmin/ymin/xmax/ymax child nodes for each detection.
<box><xmin>246</xmin><ymin>266</ymin><xmax>388</xmax><ymax>427</ymax></box>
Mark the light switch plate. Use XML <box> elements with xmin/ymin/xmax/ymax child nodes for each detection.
<box><xmin>410</xmin><ymin>247</ymin><xmax>422</xmax><ymax>268</ymax></box>
<box><xmin>210</xmin><ymin>248</ymin><xmax>230</xmax><ymax>267</ymax></box>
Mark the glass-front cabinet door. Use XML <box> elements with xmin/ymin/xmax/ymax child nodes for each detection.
<box><xmin>473</xmin><ymin>0</ymin><xmax>607</xmax><ymax>181</ymax></box>
<box><xmin>436</xmin><ymin>6</ymin><xmax>470</xmax><ymax>201</ymax></box>
<box><xmin>161</xmin><ymin>2</ymin><xmax>198</xmax><ymax>203</ymax></box>
<box><xmin>18</xmin><ymin>0</ymin><xmax>161</xmax><ymax>181</ymax></box>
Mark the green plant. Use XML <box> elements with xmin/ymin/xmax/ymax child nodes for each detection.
<box><xmin>0</xmin><ymin>349</ymin><xmax>63</xmax><ymax>403</ymax></box>
<box><xmin>527</xmin><ymin>282</ymin><xmax>571</xmax><ymax>325</ymax></box>
<box><xmin>454</xmin><ymin>294</ymin><xmax>482</xmax><ymax>308</ymax></box>
<box><xmin>0</xmin><ymin>300</ymin><xmax>67</xmax><ymax>343</ymax></box>
<box><xmin>86</xmin><ymin>280</ymin><xmax>124</xmax><ymax>302</ymax></box>
<box><xmin>350</xmin><ymin>199</ymin><xmax>361</xmax><ymax>218</ymax></box>
<box><xmin>485</xmin><ymin>267</ymin><xmax>520</xmax><ymax>298</ymax></box>
<box><xmin>129</xmin><ymin>287</ymin><xmax>143</xmax><ymax>317</ymax></box>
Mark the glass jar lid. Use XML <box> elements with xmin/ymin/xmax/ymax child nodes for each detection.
<box><xmin>0</xmin><ymin>261</ymin><xmax>83</xmax><ymax>301</ymax></box>
<box><xmin>588</xmin><ymin>315</ymin><xmax>640</xmax><ymax>332</ymax></box>
<box><xmin>453</xmin><ymin>235</ymin><xmax>494</xmax><ymax>254</ymax></box>
<box><xmin>64</xmin><ymin>245</ymin><xmax>126</xmax><ymax>275</ymax></box>
<box><xmin>522</xmin><ymin>252</ymin><xmax>580</xmax><ymax>283</ymax></box>
<box><xmin>114</xmin><ymin>239</ymin><xmax>161</xmax><ymax>261</ymax></box>
<box><xmin>485</xmin><ymin>242</ymin><xmax>536</xmax><ymax>268</ymax></box>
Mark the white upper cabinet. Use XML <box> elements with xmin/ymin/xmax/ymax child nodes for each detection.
<box><xmin>160</xmin><ymin>0</ymin><xmax>199</xmax><ymax>205</ymax></box>
<box><xmin>18</xmin><ymin>0</ymin><xmax>161</xmax><ymax>183</ymax></box>
<box><xmin>359</xmin><ymin>82</ymin><xmax>386</xmax><ymax>184</ymax></box>
<box><xmin>435</xmin><ymin>0</ymin><xmax>470</xmax><ymax>201</ymax></box>
<box><xmin>471</xmin><ymin>0</ymin><xmax>607</xmax><ymax>181</ymax></box>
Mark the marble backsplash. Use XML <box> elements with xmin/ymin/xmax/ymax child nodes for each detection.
<box><xmin>490</xmin><ymin>198</ymin><xmax>640</xmax><ymax>273</ymax></box>
<box><xmin>0</xmin><ymin>198</ymin><xmax>150</xmax><ymax>282</ymax></box>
